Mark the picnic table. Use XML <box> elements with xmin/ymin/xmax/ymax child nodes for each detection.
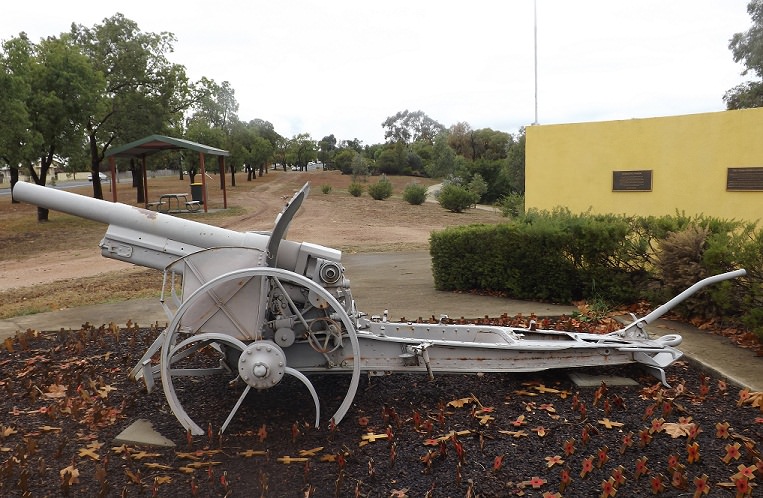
<box><xmin>146</xmin><ymin>193</ymin><xmax>200</xmax><ymax>213</ymax></box>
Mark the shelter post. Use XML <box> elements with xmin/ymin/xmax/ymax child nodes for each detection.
<box><xmin>219</xmin><ymin>155</ymin><xmax>227</xmax><ymax>209</ymax></box>
<box><xmin>142</xmin><ymin>156</ymin><xmax>149</xmax><ymax>208</ymax></box>
<box><xmin>200</xmin><ymin>153</ymin><xmax>208</xmax><ymax>213</ymax></box>
<box><xmin>109</xmin><ymin>156</ymin><xmax>117</xmax><ymax>202</ymax></box>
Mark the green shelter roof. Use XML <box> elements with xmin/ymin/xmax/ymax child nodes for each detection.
<box><xmin>105</xmin><ymin>134</ymin><xmax>230</xmax><ymax>158</ymax></box>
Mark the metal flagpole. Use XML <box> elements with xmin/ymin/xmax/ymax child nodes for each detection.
<box><xmin>533</xmin><ymin>0</ymin><xmax>539</xmax><ymax>125</ymax></box>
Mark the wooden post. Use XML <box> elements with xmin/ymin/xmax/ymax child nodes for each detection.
<box><xmin>219</xmin><ymin>155</ymin><xmax>227</xmax><ymax>209</ymax></box>
<box><xmin>200</xmin><ymin>153</ymin><xmax>208</xmax><ymax>213</ymax></box>
<box><xmin>142</xmin><ymin>156</ymin><xmax>149</xmax><ymax>207</ymax></box>
<box><xmin>109</xmin><ymin>156</ymin><xmax>117</xmax><ymax>202</ymax></box>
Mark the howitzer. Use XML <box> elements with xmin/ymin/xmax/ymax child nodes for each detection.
<box><xmin>12</xmin><ymin>181</ymin><xmax>746</xmax><ymax>435</ymax></box>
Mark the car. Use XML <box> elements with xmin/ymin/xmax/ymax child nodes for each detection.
<box><xmin>88</xmin><ymin>172</ymin><xmax>108</xmax><ymax>182</ymax></box>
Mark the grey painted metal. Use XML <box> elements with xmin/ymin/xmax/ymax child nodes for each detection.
<box><xmin>11</xmin><ymin>179</ymin><xmax>748</xmax><ymax>434</ymax></box>
<box><xmin>157</xmin><ymin>266</ymin><xmax>361</xmax><ymax>434</ymax></box>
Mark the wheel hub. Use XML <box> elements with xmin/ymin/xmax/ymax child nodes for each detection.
<box><xmin>238</xmin><ymin>340</ymin><xmax>286</xmax><ymax>389</ymax></box>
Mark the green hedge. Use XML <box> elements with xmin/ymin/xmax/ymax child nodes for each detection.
<box><xmin>430</xmin><ymin>210</ymin><xmax>763</xmax><ymax>338</ymax></box>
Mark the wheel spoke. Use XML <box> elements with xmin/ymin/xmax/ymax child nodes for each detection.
<box><xmin>220</xmin><ymin>385</ymin><xmax>251</xmax><ymax>434</ymax></box>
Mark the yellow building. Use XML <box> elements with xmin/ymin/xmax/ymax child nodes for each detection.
<box><xmin>525</xmin><ymin>107</ymin><xmax>763</xmax><ymax>221</ymax></box>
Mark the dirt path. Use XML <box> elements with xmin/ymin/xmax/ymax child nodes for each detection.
<box><xmin>0</xmin><ymin>251</ymin><xmax>137</xmax><ymax>291</ymax></box>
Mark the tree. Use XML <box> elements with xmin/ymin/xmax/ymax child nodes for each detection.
<box><xmin>318</xmin><ymin>134</ymin><xmax>337</xmax><ymax>168</ymax></box>
<box><xmin>725</xmin><ymin>0</ymin><xmax>763</xmax><ymax>109</ymax></box>
<box><xmin>1</xmin><ymin>33</ymin><xmax>102</xmax><ymax>219</ymax></box>
<box><xmin>248</xmin><ymin>119</ymin><xmax>280</xmax><ymax>176</ymax></box>
<box><xmin>334</xmin><ymin>149</ymin><xmax>355</xmax><ymax>174</ymax></box>
<box><xmin>70</xmin><ymin>14</ymin><xmax>196</xmax><ymax>200</ymax></box>
<box><xmin>339</xmin><ymin>138</ymin><xmax>363</xmax><ymax>154</ymax></box>
<box><xmin>192</xmin><ymin>78</ymin><xmax>239</xmax><ymax>132</ymax></box>
<box><xmin>286</xmin><ymin>133</ymin><xmax>316</xmax><ymax>171</ymax></box>
<box><xmin>427</xmin><ymin>132</ymin><xmax>457</xmax><ymax>178</ymax></box>
<box><xmin>505</xmin><ymin>128</ymin><xmax>526</xmax><ymax>195</ymax></box>
<box><xmin>447</xmin><ymin>121</ymin><xmax>473</xmax><ymax>159</ymax></box>
<box><xmin>0</xmin><ymin>35</ymin><xmax>38</xmax><ymax>199</ymax></box>
<box><xmin>382</xmin><ymin>109</ymin><xmax>445</xmax><ymax>145</ymax></box>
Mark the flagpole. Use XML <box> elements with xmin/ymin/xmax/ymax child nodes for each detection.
<box><xmin>533</xmin><ymin>0</ymin><xmax>539</xmax><ymax>125</ymax></box>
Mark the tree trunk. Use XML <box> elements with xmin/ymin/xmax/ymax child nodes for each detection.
<box><xmin>230</xmin><ymin>163</ymin><xmax>236</xmax><ymax>187</ymax></box>
<box><xmin>132</xmin><ymin>159</ymin><xmax>145</xmax><ymax>204</ymax></box>
<box><xmin>37</xmin><ymin>206</ymin><xmax>49</xmax><ymax>222</ymax></box>
<box><xmin>10</xmin><ymin>167</ymin><xmax>19</xmax><ymax>204</ymax></box>
<box><xmin>91</xmin><ymin>168</ymin><xmax>104</xmax><ymax>200</ymax></box>
<box><xmin>89</xmin><ymin>135</ymin><xmax>104</xmax><ymax>200</ymax></box>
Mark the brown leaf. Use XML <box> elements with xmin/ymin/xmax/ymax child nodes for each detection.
<box><xmin>60</xmin><ymin>465</ymin><xmax>80</xmax><ymax>485</ymax></box>
<box><xmin>447</xmin><ymin>397</ymin><xmax>475</xmax><ymax>408</ymax></box>
<box><xmin>662</xmin><ymin>422</ymin><xmax>695</xmax><ymax>438</ymax></box>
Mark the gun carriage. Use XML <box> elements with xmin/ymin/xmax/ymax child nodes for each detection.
<box><xmin>12</xmin><ymin>181</ymin><xmax>746</xmax><ymax>435</ymax></box>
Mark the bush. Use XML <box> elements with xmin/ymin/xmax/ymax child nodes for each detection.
<box><xmin>498</xmin><ymin>193</ymin><xmax>525</xmax><ymax>218</ymax></box>
<box><xmin>367</xmin><ymin>176</ymin><xmax>393</xmax><ymax>200</ymax></box>
<box><xmin>348</xmin><ymin>182</ymin><xmax>364</xmax><ymax>197</ymax></box>
<box><xmin>320</xmin><ymin>184</ymin><xmax>332</xmax><ymax>194</ymax></box>
<box><xmin>429</xmin><ymin>210</ymin><xmax>763</xmax><ymax>337</ymax></box>
<box><xmin>402</xmin><ymin>183</ymin><xmax>428</xmax><ymax>205</ymax></box>
<box><xmin>437</xmin><ymin>184</ymin><xmax>478</xmax><ymax>213</ymax></box>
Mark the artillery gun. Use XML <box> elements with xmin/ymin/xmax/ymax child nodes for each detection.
<box><xmin>12</xmin><ymin>181</ymin><xmax>746</xmax><ymax>435</ymax></box>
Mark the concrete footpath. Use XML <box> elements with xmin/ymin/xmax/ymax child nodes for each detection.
<box><xmin>1</xmin><ymin>252</ymin><xmax>761</xmax><ymax>392</ymax></box>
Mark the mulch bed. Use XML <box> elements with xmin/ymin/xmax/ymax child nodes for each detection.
<box><xmin>1</xmin><ymin>322</ymin><xmax>761</xmax><ymax>497</ymax></box>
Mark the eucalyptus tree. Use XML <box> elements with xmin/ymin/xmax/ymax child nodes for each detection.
<box><xmin>505</xmin><ymin>128</ymin><xmax>526</xmax><ymax>195</ymax></box>
<box><xmin>725</xmin><ymin>0</ymin><xmax>763</xmax><ymax>109</ymax></box>
<box><xmin>70</xmin><ymin>14</ymin><xmax>196</xmax><ymax>200</ymax></box>
<box><xmin>382</xmin><ymin>109</ymin><xmax>445</xmax><ymax>145</ymax></box>
<box><xmin>286</xmin><ymin>133</ymin><xmax>317</xmax><ymax>171</ymax></box>
<box><xmin>317</xmin><ymin>134</ymin><xmax>337</xmax><ymax>169</ymax></box>
<box><xmin>249</xmin><ymin>119</ymin><xmax>280</xmax><ymax>176</ymax></box>
<box><xmin>185</xmin><ymin>77</ymin><xmax>241</xmax><ymax>186</ymax></box>
<box><xmin>229</xmin><ymin>120</ymin><xmax>275</xmax><ymax>181</ymax></box>
<box><xmin>184</xmin><ymin>115</ymin><xmax>227</xmax><ymax>183</ymax></box>
<box><xmin>0</xmin><ymin>33</ymin><xmax>102</xmax><ymax>219</ymax></box>
<box><xmin>0</xmin><ymin>34</ymin><xmax>37</xmax><ymax>196</ymax></box>
<box><xmin>427</xmin><ymin>131</ymin><xmax>457</xmax><ymax>178</ymax></box>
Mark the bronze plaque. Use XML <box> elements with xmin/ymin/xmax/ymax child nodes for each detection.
<box><xmin>727</xmin><ymin>167</ymin><xmax>763</xmax><ymax>191</ymax></box>
<box><xmin>613</xmin><ymin>170</ymin><xmax>652</xmax><ymax>191</ymax></box>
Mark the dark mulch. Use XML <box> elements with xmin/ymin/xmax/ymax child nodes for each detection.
<box><xmin>0</xmin><ymin>323</ymin><xmax>760</xmax><ymax>497</ymax></box>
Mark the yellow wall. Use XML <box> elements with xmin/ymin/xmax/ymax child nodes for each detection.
<box><xmin>525</xmin><ymin>108</ymin><xmax>763</xmax><ymax>220</ymax></box>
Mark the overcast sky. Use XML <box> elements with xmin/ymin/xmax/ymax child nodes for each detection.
<box><xmin>4</xmin><ymin>1</ymin><xmax>754</xmax><ymax>145</ymax></box>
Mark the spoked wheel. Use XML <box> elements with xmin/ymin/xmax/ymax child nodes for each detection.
<box><xmin>160</xmin><ymin>267</ymin><xmax>361</xmax><ymax>435</ymax></box>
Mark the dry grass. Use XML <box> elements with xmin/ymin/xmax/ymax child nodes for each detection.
<box><xmin>0</xmin><ymin>269</ymin><xmax>162</xmax><ymax>319</ymax></box>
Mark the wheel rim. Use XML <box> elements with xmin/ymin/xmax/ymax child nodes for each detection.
<box><xmin>160</xmin><ymin>267</ymin><xmax>361</xmax><ymax>434</ymax></box>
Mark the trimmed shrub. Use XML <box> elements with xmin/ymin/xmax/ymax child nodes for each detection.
<box><xmin>367</xmin><ymin>176</ymin><xmax>393</xmax><ymax>200</ymax></box>
<box><xmin>402</xmin><ymin>183</ymin><xmax>428</xmax><ymax>205</ymax></box>
<box><xmin>429</xmin><ymin>209</ymin><xmax>762</xmax><ymax>341</ymax></box>
<box><xmin>437</xmin><ymin>184</ymin><xmax>478</xmax><ymax>213</ymax></box>
<box><xmin>348</xmin><ymin>182</ymin><xmax>364</xmax><ymax>197</ymax></box>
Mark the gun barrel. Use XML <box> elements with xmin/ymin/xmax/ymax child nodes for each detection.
<box><xmin>11</xmin><ymin>182</ymin><xmax>335</xmax><ymax>271</ymax></box>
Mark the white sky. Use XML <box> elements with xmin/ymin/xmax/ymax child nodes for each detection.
<box><xmin>4</xmin><ymin>1</ymin><xmax>754</xmax><ymax>145</ymax></box>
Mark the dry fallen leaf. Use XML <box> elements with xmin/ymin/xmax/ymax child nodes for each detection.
<box><xmin>447</xmin><ymin>397</ymin><xmax>475</xmax><ymax>408</ymax></box>
<box><xmin>43</xmin><ymin>383</ymin><xmax>67</xmax><ymax>399</ymax></box>
<box><xmin>60</xmin><ymin>465</ymin><xmax>80</xmax><ymax>485</ymax></box>
<box><xmin>1</xmin><ymin>426</ymin><xmax>18</xmax><ymax>438</ymax></box>
<box><xmin>662</xmin><ymin>422</ymin><xmax>696</xmax><ymax>438</ymax></box>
